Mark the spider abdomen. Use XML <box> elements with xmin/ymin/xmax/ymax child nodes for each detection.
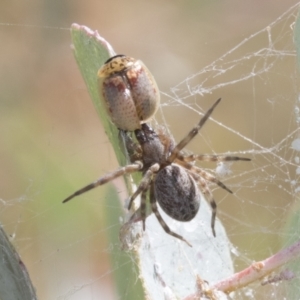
<box><xmin>154</xmin><ymin>164</ymin><xmax>201</xmax><ymax>222</ymax></box>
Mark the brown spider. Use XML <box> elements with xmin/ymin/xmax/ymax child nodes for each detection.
<box><xmin>63</xmin><ymin>98</ymin><xmax>250</xmax><ymax>246</ymax></box>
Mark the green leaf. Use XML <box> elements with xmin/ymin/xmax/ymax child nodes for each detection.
<box><xmin>70</xmin><ymin>23</ymin><xmax>144</xmax><ymax>300</ymax></box>
<box><xmin>0</xmin><ymin>227</ymin><xmax>37</xmax><ymax>300</ymax></box>
<box><xmin>71</xmin><ymin>24</ymin><xmax>125</xmax><ymax>165</ymax></box>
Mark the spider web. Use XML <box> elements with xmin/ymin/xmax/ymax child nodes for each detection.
<box><xmin>1</xmin><ymin>1</ymin><xmax>300</xmax><ymax>300</ymax></box>
<box><xmin>131</xmin><ymin>4</ymin><xmax>300</xmax><ymax>299</ymax></box>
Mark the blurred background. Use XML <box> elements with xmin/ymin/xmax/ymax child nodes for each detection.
<box><xmin>1</xmin><ymin>1</ymin><xmax>300</xmax><ymax>299</ymax></box>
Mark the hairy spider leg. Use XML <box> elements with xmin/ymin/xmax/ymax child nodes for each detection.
<box><xmin>190</xmin><ymin>172</ymin><xmax>217</xmax><ymax>237</ymax></box>
<box><xmin>62</xmin><ymin>162</ymin><xmax>143</xmax><ymax>203</ymax></box>
<box><xmin>149</xmin><ymin>185</ymin><xmax>192</xmax><ymax>247</ymax></box>
<box><xmin>176</xmin><ymin>159</ymin><xmax>232</xmax><ymax>194</ymax></box>
<box><xmin>140</xmin><ymin>189</ymin><xmax>147</xmax><ymax>230</ymax></box>
<box><xmin>127</xmin><ymin>163</ymin><xmax>159</xmax><ymax>210</ymax></box>
<box><xmin>168</xmin><ymin>98</ymin><xmax>222</xmax><ymax>163</ymax></box>
<box><xmin>177</xmin><ymin>153</ymin><xmax>251</xmax><ymax>163</ymax></box>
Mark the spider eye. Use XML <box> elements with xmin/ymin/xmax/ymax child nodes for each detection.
<box><xmin>98</xmin><ymin>55</ymin><xmax>160</xmax><ymax>131</ymax></box>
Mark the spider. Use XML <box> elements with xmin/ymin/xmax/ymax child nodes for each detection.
<box><xmin>63</xmin><ymin>98</ymin><xmax>250</xmax><ymax>247</ymax></box>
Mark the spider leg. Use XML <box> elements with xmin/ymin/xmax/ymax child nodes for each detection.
<box><xmin>191</xmin><ymin>174</ymin><xmax>217</xmax><ymax>237</ymax></box>
<box><xmin>127</xmin><ymin>163</ymin><xmax>159</xmax><ymax>210</ymax></box>
<box><xmin>177</xmin><ymin>153</ymin><xmax>251</xmax><ymax>163</ymax></box>
<box><xmin>150</xmin><ymin>186</ymin><xmax>192</xmax><ymax>247</ymax></box>
<box><xmin>141</xmin><ymin>189</ymin><xmax>147</xmax><ymax>230</ymax></box>
<box><xmin>119</xmin><ymin>130</ymin><xmax>143</xmax><ymax>163</ymax></box>
<box><xmin>168</xmin><ymin>98</ymin><xmax>221</xmax><ymax>163</ymax></box>
<box><xmin>62</xmin><ymin>161</ymin><xmax>143</xmax><ymax>203</ymax></box>
<box><xmin>193</xmin><ymin>167</ymin><xmax>232</xmax><ymax>193</ymax></box>
<box><xmin>176</xmin><ymin>159</ymin><xmax>233</xmax><ymax>194</ymax></box>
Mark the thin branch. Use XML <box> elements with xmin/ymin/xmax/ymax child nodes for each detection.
<box><xmin>183</xmin><ymin>239</ymin><xmax>300</xmax><ymax>298</ymax></box>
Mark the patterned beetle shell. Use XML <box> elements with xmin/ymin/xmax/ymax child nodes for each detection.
<box><xmin>98</xmin><ymin>55</ymin><xmax>160</xmax><ymax>131</ymax></box>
